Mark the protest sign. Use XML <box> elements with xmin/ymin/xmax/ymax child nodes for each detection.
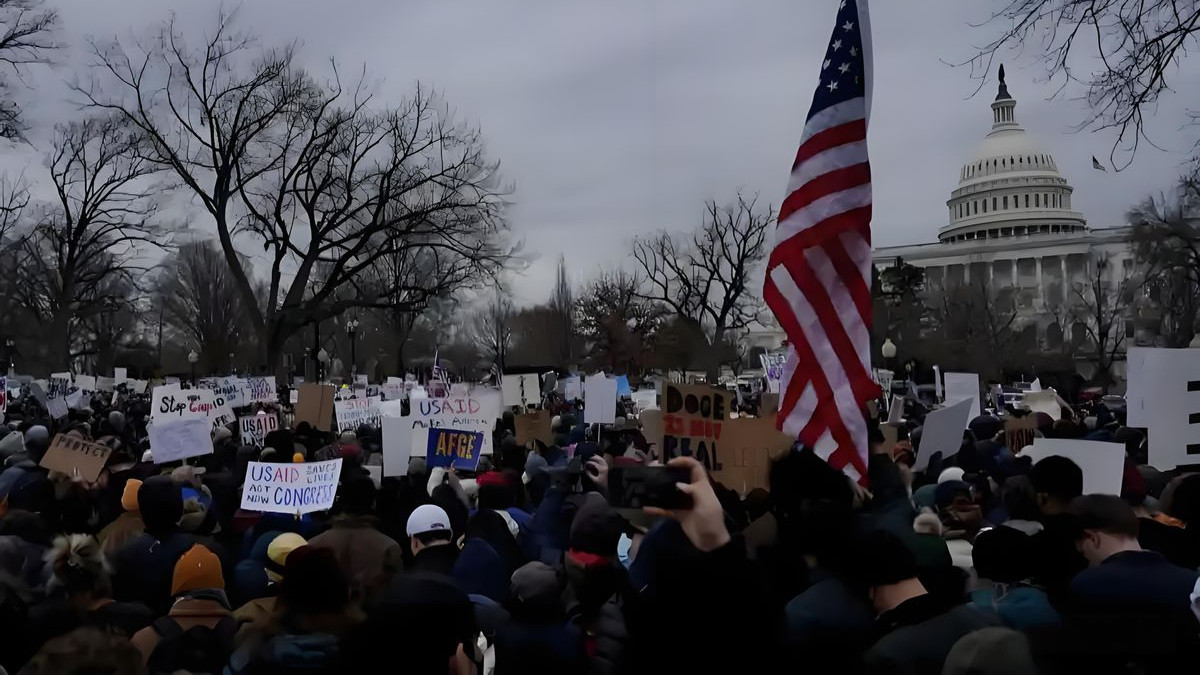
<box><xmin>614</xmin><ymin>375</ymin><xmax>632</xmax><ymax>397</ymax></box>
<box><xmin>239</xmin><ymin>413</ymin><xmax>281</xmax><ymax>447</ymax></box>
<box><xmin>887</xmin><ymin>395</ymin><xmax>904</xmax><ymax>424</ymax></box>
<box><xmin>381</xmin><ymin>382</ymin><xmax>405</xmax><ymax>401</ymax></box>
<box><xmin>515</xmin><ymin>409</ymin><xmax>554</xmax><ymax>447</ymax></box>
<box><xmin>501</xmin><ymin>373</ymin><xmax>539</xmax><ymax>407</ymax></box>
<box><xmin>148</xmin><ymin>416</ymin><xmax>213</xmax><ymax>464</ymax></box>
<box><xmin>74</xmin><ymin>374</ymin><xmax>97</xmax><ymax>392</ymax></box>
<box><xmin>240</xmin><ymin>459</ymin><xmax>343</xmax><ymax>515</ymax></box>
<box><xmin>914</xmin><ymin>398</ymin><xmax>974</xmax><ymax>471</ymax></box>
<box><xmin>65</xmin><ymin>390</ymin><xmax>85</xmax><ymax>410</ymax></box>
<box><xmin>710</xmin><ymin>415</ymin><xmax>794</xmax><ymax>493</ymax></box>
<box><xmin>942</xmin><ymin>372</ymin><xmax>980</xmax><ymax>420</ymax></box>
<box><xmin>335</xmin><ymin>396</ymin><xmax>382</xmax><ymax>432</ymax></box>
<box><xmin>113</xmin><ymin>367</ymin><xmax>127</xmax><ymax>386</ymax></box>
<box><xmin>1029</xmin><ymin>378</ymin><xmax>1042</xmax><ymax>392</ymax></box>
<box><xmin>295</xmin><ymin>384</ymin><xmax>336</xmax><ymax>431</ymax></box>
<box><xmin>640</xmin><ymin>409</ymin><xmax>664</xmax><ymax>456</ymax></box>
<box><xmin>30</xmin><ymin>381</ymin><xmax>47</xmax><ymax>406</ymax></box>
<box><xmin>289</xmin><ymin>389</ymin><xmax>299</xmax><ymax>404</ymax></box>
<box><xmin>559</xmin><ymin>376</ymin><xmax>582</xmax><ymax>401</ymax></box>
<box><xmin>1023</xmin><ymin>390</ymin><xmax>1061</xmax><ymax>420</ymax></box>
<box><xmin>423</xmin><ymin>426</ymin><xmax>485</xmax><ymax>471</ymax></box>
<box><xmin>583</xmin><ymin>375</ymin><xmax>618</xmax><ymax>425</ymax></box>
<box><xmin>1022</xmin><ymin>439</ymin><xmax>1125</xmax><ymax>496</ymax></box>
<box><xmin>631</xmin><ymin>389</ymin><xmax>657</xmax><ymax>411</ymax></box>
<box><xmin>933</xmin><ymin>365</ymin><xmax>943</xmax><ymax>401</ymax></box>
<box><xmin>244</xmin><ymin>377</ymin><xmax>277</xmax><ymax>405</ymax></box>
<box><xmin>365</xmin><ymin>465</ymin><xmax>382</xmax><ymax>489</ymax></box>
<box><xmin>1125</xmin><ymin>347</ymin><xmax>1153</xmax><ymax>427</ymax></box>
<box><xmin>0</xmin><ymin>376</ymin><xmax>5</xmax><ymax>413</ymax></box>
<box><xmin>880</xmin><ymin>424</ymin><xmax>900</xmax><ymax>458</ymax></box>
<box><xmin>760</xmin><ymin>392</ymin><xmax>780</xmax><ymax>415</ymax></box>
<box><xmin>355</xmin><ymin>374</ymin><xmax>368</xmax><ymax>387</ymax></box>
<box><xmin>875</xmin><ymin>369</ymin><xmax>894</xmax><ymax>398</ymax></box>
<box><xmin>660</xmin><ymin>383</ymin><xmax>731</xmax><ymax>471</ymax></box>
<box><xmin>40</xmin><ymin>434</ymin><xmax>113</xmax><ymax>482</ymax></box>
<box><xmin>97</xmin><ymin>376</ymin><xmax>115</xmax><ymax>392</ymax></box>
<box><xmin>126</xmin><ymin>379</ymin><xmax>148</xmax><ymax>394</ymax></box>
<box><xmin>49</xmin><ymin>372</ymin><xmax>72</xmax><ymax>398</ymax></box>
<box><xmin>213</xmin><ymin>378</ymin><xmax>248</xmax><ymax>409</ymax></box>
<box><xmin>1004</xmin><ymin>414</ymin><xmax>1037</xmax><ymax>453</ymax></box>
<box><xmin>47</xmin><ymin>397</ymin><xmax>69</xmax><ymax>419</ymax></box>
<box><xmin>760</xmin><ymin>352</ymin><xmax>786</xmax><ymax>394</ymax></box>
<box><xmin>382</xmin><ymin>390</ymin><xmax>501</xmax><ymax>476</ymax></box>
<box><xmin>152</xmin><ymin>385</ymin><xmax>215</xmax><ymax>423</ymax></box>
<box><xmin>1126</xmin><ymin>348</ymin><xmax>1200</xmax><ymax>470</ymax></box>
<box><xmin>381</xmin><ymin>411</ymin><xmax>412</xmax><ymax>477</ymax></box>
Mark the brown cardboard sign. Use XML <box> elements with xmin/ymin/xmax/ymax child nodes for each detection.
<box><xmin>515</xmin><ymin>410</ymin><xmax>554</xmax><ymax>447</ymax></box>
<box><xmin>661</xmin><ymin>383</ymin><xmax>733</xmax><ymax>471</ymax></box>
<box><xmin>1004</xmin><ymin>414</ymin><xmax>1037</xmax><ymax>453</ymax></box>
<box><xmin>295</xmin><ymin>384</ymin><xmax>336</xmax><ymax>431</ymax></box>
<box><xmin>880</xmin><ymin>423</ymin><xmax>900</xmax><ymax>457</ymax></box>
<box><xmin>759</xmin><ymin>393</ymin><xmax>780</xmax><ymax>415</ymax></box>
<box><xmin>40</xmin><ymin>434</ymin><xmax>113</xmax><ymax>482</ymax></box>
<box><xmin>640</xmin><ymin>409</ymin><xmax>664</xmax><ymax>459</ymax></box>
<box><xmin>710</xmin><ymin>415</ymin><xmax>794</xmax><ymax>493</ymax></box>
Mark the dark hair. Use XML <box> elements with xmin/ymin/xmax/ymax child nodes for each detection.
<box><xmin>855</xmin><ymin>530</ymin><xmax>918</xmax><ymax>587</ymax></box>
<box><xmin>1069</xmin><ymin>494</ymin><xmax>1139</xmax><ymax>539</ymax></box>
<box><xmin>1000</xmin><ymin>475</ymin><xmax>1041</xmax><ymax>522</ymax></box>
<box><xmin>413</xmin><ymin>530</ymin><xmax>453</xmax><ymax>546</ymax></box>
<box><xmin>1166</xmin><ymin>474</ymin><xmax>1200</xmax><ymax>525</ymax></box>
<box><xmin>1030</xmin><ymin>455</ymin><xmax>1083</xmax><ymax>503</ymax></box>
<box><xmin>972</xmin><ymin>526</ymin><xmax>1034</xmax><ymax>583</ymax></box>
<box><xmin>337</xmin><ymin>474</ymin><xmax>376</xmax><ymax>515</ymax></box>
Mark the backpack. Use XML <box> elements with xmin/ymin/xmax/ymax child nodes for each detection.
<box><xmin>146</xmin><ymin>615</ymin><xmax>238</xmax><ymax>675</ymax></box>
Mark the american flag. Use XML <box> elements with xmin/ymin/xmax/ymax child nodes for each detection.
<box><xmin>763</xmin><ymin>0</ymin><xmax>877</xmax><ymax>482</ymax></box>
<box><xmin>431</xmin><ymin>349</ymin><xmax>449</xmax><ymax>383</ymax></box>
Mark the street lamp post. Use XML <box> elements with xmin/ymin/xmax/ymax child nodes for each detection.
<box><xmin>345</xmin><ymin>317</ymin><xmax>360</xmax><ymax>380</ymax></box>
<box><xmin>317</xmin><ymin>348</ymin><xmax>329</xmax><ymax>382</ymax></box>
<box><xmin>188</xmin><ymin>350</ymin><xmax>199</xmax><ymax>384</ymax></box>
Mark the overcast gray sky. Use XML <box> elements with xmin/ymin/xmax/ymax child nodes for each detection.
<box><xmin>7</xmin><ymin>0</ymin><xmax>1200</xmax><ymax>305</ymax></box>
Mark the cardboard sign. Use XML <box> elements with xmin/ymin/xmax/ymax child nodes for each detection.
<box><xmin>942</xmin><ymin>372</ymin><xmax>981</xmax><ymax>421</ymax></box>
<box><xmin>47</xmin><ymin>397</ymin><xmax>69</xmax><ymax>419</ymax></box>
<box><xmin>880</xmin><ymin>423</ymin><xmax>900</xmax><ymax>457</ymax></box>
<box><xmin>382</xmin><ymin>390</ymin><xmax>501</xmax><ymax>477</ymax></box>
<box><xmin>244</xmin><ymin>377</ymin><xmax>277</xmax><ymax>405</ymax></box>
<box><xmin>295</xmin><ymin>384</ymin><xmax>336</xmax><ymax>431</ymax></box>
<box><xmin>74</xmin><ymin>374</ymin><xmax>97</xmax><ymax>392</ymax></box>
<box><xmin>241</xmin><ymin>459</ymin><xmax>343</xmax><ymax>514</ymax></box>
<box><xmin>1004</xmin><ymin>414</ymin><xmax>1037</xmax><ymax>452</ymax></box>
<box><xmin>914</xmin><ymin>397</ymin><xmax>974</xmax><ymax>471</ymax></box>
<box><xmin>1127</xmin><ymin>348</ymin><xmax>1200</xmax><ymax>470</ymax></box>
<box><xmin>424</xmin><ymin>427</ymin><xmax>485</xmax><ymax>471</ymax></box>
<box><xmin>1023</xmin><ymin>390</ymin><xmax>1061</xmax><ymax>420</ymax></box>
<box><xmin>583</xmin><ymin>375</ymin><xmax>618</xmax><ymax>425</ymax></box>
<box><xmin>760</xmin><ymin>392</ymin><xmax>780</xmax><ymax>415</ymax></box>
<box><xmin>239</xmin><ymin>413</ymin><xmax>281</xmax><ymax>447</ymax></box>
<box><xmin>660</xmin><ymin>383</ymin><xmax>732</xmax><ymax>472</ymax></box>
<box><xmin>335</xmin><ymin>396</ymin><xmax>382</xmax><ymax>432</ymax></box>
<box><xmin>709</xmin><ymin>415</ymin><xmax>794</xmax><ymax>493</ymax></box>
<box><xmin>148</xmin><ymin>416</ymin><xmax>213</xmax><ymax>464</ymax></box>
<box><xmin>515</xmin><ymin>410</ymin><xmax>554</xmax><ymax>446</ymax></box>
<box><xmin>1022</xmin><ymin>439</ymin><xmax>1125</xmax><ymax>496</ymax></box>
<box><xmin>501</xmin><ymin>373</ymin><xmax>539</xmax><ymax>407</ymax></box>
<box><xmin>760</xmin><ymin>352</ymin><xmax>786</xmax><ymax>394</ymax></box>
<box><xmin>40</xmin><ymin>434</ymin><xmax>113</xmax><ymax>481</ymax></box>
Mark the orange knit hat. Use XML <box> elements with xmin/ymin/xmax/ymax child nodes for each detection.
<box><xmin>121</xmin><ymin>479</ymin><xmax>142</xmax><ymax>512</ymax></box>
<box><xmin>171</xmin><ymin>544</ymin><xmax>225</xmax><ymax>596</ymax></box>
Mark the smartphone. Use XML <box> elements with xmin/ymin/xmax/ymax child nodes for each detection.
<box><xmin>608</xmin><ymin>466</ymin><xmax>693</xmax><ymax>510</ymax></box>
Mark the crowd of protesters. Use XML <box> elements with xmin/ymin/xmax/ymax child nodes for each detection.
<box><xmin>0</xmin><ymin>380</ymin><xmax>1198</xmax><ymax>675</ymax></box>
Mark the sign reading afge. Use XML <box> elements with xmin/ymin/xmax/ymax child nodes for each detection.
<box><xmin>239</xmin><ymin>414</ymin><xmax>280</xmax><ymax>447</ymax></box>
<box><xmin>240</xmin><ymin>459</ymin><xmax>343</xmax><ymax>515</ymax></box>
<box><xmin>661</xmin><ymin>383</ymin><xmax>731</xmax><ymax>471</ymax></box>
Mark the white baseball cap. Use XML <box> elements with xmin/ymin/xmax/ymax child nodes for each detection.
<box><xmin>406</xmin><ymin>504</ymin><xmax>451</xmax><ymax>537</ymax></box>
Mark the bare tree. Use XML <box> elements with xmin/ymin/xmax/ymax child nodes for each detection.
<box><xmin>576</xmin><ymin>269</ymin><xmax>665</xmax><ymax>374</ymax></box>
<box><xmin>633</xmin><ymin>191</ymin><xmax>774</xmax><ymax>377</ymax></box>
<box><xmin>472</xmin><ymin>291</ymin><xmax>514</xmax><ymax>370</ymax></box>
<box><xmin>547</xmin><ymin>255</ymin><xmax>575</xmax><ymax>365</ymax></box>
<box><xmin>0</xmin><ymin>0</ymin><xmax>57</xmax><ymax>140</ymax></box>
<box><xmin>1128</xmin><ymin>183</ymin><xmax>1200</xmax><ymax>347</ymax></box>
<box><xmin>79</xmin><ymin>14</ymin><xmax>513</xmax><ymax>376</ymax></box>
<box><xmin>970</xmin><ymin>1</ymin><xmax>1200</xmax><ymax>168</ymax></box>
<box><xmin>12</xmin><ymin>115</ymin><xmax>161</xmax><ymax>369</ymax></box>
<box><xmin>1069</xmin><ymin>254</ymin><xmax>1134</xmax><ymax>386</ymax></box>
<box><xmin>934</xmin><ymin>278</ymin><xmax>1021</xmax><ymax>380</ymax></box>
<box><xmin>155</xmin><ymin>240</ymin><xmax>257</xmax><ymax>374</ymax></box>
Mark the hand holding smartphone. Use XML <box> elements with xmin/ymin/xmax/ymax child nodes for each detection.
<box><xmin>607</xmin><ymin>466</ymin><xmax>693</xmax><ymax>510</ymax></box>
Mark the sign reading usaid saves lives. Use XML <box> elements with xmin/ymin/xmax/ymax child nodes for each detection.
<box><xmin>240</xmin><ymin>459</ymin><xmax>343</xmax><ymax>515</ymax></box>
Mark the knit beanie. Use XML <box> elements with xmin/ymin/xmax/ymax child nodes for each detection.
<box><xmin>121</xmin><ymin>479</ymin><xmax>142</xmax><ymax>512</ymax></box>
<box><xmin>171</xmin><ymin>544</ymin><xmax>225</xmax><ymax>595</ymax></box>
<box><xmin>567</xmin><ymin>494</ymin><xmax>624</xmax><ymax>565</ymax></box>
<box><xmin>266</xmin><ymin>532</ymin><xmax>307</xmax><ymax>583</ymax></box>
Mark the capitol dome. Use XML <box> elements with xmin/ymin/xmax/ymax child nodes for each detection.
<box><xmin>940</xmin><ymin>65</ymin><xmax>1087</xmax><ymax>243</ymax></box>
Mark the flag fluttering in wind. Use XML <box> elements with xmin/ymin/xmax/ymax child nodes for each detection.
<box><xmin>763</xmin><ymin>0</ymin><xmax>877</xmax><ymax>482</ymax></box>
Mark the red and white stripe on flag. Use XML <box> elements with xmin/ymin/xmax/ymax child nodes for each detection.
<box><xmin>763</xmin><ymin>0</ymin><xmax>877</xmax><ymax>482</ymax></box>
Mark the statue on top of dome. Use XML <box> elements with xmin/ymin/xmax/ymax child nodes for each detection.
<box><xmin>996</xmin><ymin>63</ymin><xmax>1012</xmax><ymax>101</ymax></box>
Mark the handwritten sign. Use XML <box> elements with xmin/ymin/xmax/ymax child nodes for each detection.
<box><xmin>240</xmin><ymin>459</ymin><xmax>343</xmax><ymax>514</ymax></box>
<box><xmin>40</xmin><ymin>434</ymin><xmax>113</xmax><ymax>481</ymax></box>
<box><xmin>334</xmin><ymin>396</ymin><xmax>382</xmax><ymax>432</ymax></box>
<box><xmin>49</xmin><ymin>372</ymin><xmax>72</xmax><ymax>398</ymax></box>
<box><xmin>710</xmin><ymin>415</ymin><xmax>794</xmax><ymax>493</ymax></box>
<box><xmin>382</xmin><ymin>390</ymin><xmax>501</xmax><ymax>477</ymax></box>
<box><xmin>661</xmin><ymin>383</ymin><xmax>731</xmax><ymax>472</ymax></box>
<box><xmin>148</xmin><ymin>416</ymin><xmax>213</xmax><ymax>464</ymax></box>
<box><xmin>47</xmin><ymin>397</ymin><xmax>69</xmax><ymax>419</ymax></box>
<box><xmin>152</xmin><ymin>386</ymin><xmax>216</xmax><ymax>423</ymax></box>
<box><xmin>760</xmin><ymin>352</ymin><xmax>786</xmax><ymax>394</ymax></box>
<box><xmin>424</xmin><ymin>427</ymin><xmax>485</xmax><ymax>471</ymax></box>
<box><xmin>239</xmin><ymin>414</ymin><xmax>281</xmax><ymax>447</ymax></box>
<box><xmin>244</xmin><ymin>377</ymin><xmax>277</xmax><ymax>405</ymax></box>
<box><xmin>1004</xmin><ymin>414</ymin><xmax>1037</xmax><ymax>452</ymax></box>
<box><xmin>515</xmin><ymin>409</ymin><xmax>554</xmax><ymax>447</ymax></box>
<box><xmin>501</xmin><ymin>373</ymin><xmax>539</xmax><ymax>407</ymax></box>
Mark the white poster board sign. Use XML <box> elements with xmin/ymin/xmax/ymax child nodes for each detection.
<box><xmin>214</xmin><ymin>377</ymin><xmax>248</xmax><ymax>409</ymax></box>
<box><xmin>1023</xmin><ymin>390</ymin><xmax>1062</xmax><ymax>421</ymax></box>
<box><xmin>760</xmin><ymin>352</ymin><xmax>786</xmax><ymax>394</ymax></box>
<box><xmin>74</xmin><ymin>375</ymin><xmax>97</xmax><ymax>392</ymax></box>
<box><xmin>152</xmin><ymin>385</ymin><xmax>215</xmax><ymax>424</ymax></box>
<box><xmin>47</xmin><ymin>397</ymin><xmax>69</xmax><ymax>419</ymax></box>
<box><xmin>239</xmin><ymin>414</ymin><xmax>281</xmax><ymax>447</ymax></box>
<box><xmin>240</xmin><ymin>459</ymin><xmax>343</xmax><ymax>514</ymax></box>
<box><xmin>914</xmin><ymin>398</ymin><xmax>974</xmax><ymax>471</ymax></box>
<box><xmin>381</xmin><ymin>390</ymin><xmax>501</xmax><ymax>476</ymax></box>
<box><xmin>559</xmin><ymin>376</ymin><xmax>582</xmax><ymax>402</ymax></box>
<box><xmin>244</xmin><ymin>377</ymin><xmax>277</xmax><ymax>405</ymax></box>
<box><xmin>501</xmin><ymin>373</ymin><xmax>539</xmax><ymax>407</ymax></box>
<box><xmin>113</xmin><ymin>367</ymin><xmax>127</xmax><ymax>386</ymax></box>
<box><xmin>942</xmin><ymin>372</ymin><xmax>980</xmax><ymax>421</ymax></box>
<box><xmin>583</xmin><ymin>375</ymin><xmax>618</xmax><ymax>425</ymax></box>
<box><xmin>1127</xmin><ymin>348</ymin><xmax>1200</xmax><ymax>470</ymax></box>
<box><xmin>334</xmin><ymin>396</ymin><xmax>382</xmax><ymax>432</ymax></box>
<box><xmin>1022</xmin><ymin>439</ymin><xmax>1125</xmax><ymax>496</ymax></box>
<box><xmin>148</xmin><ymin>417</ymin><xmax>213</xmax><ymax>464</ymax></box>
